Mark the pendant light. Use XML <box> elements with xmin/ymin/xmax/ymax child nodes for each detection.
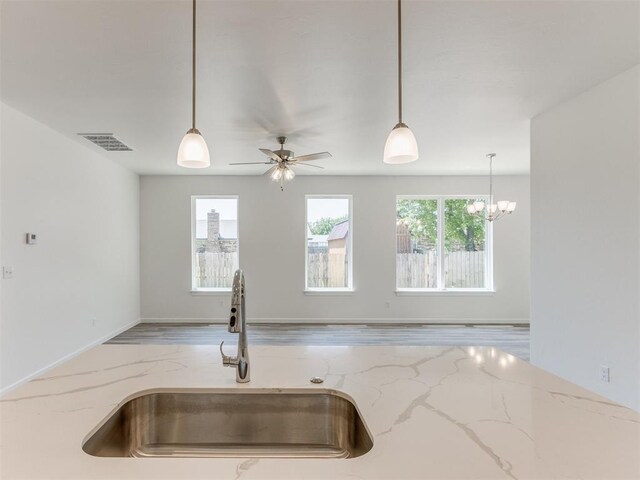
<box><xmin>384</xmin><ymin>0</ymin><xmax>419</xmax><ymax>164</ymax></box>
<box><xmin>177</xmin><ymin>0</ymin><xmax>210</xmax><ymax>168</ymax></box>
<box><xmin>466</xmin><ymin>154</ymin><xmax>517</xmax><ymax>222</ymax></box>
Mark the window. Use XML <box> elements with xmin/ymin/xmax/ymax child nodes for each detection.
<box><xmin>191</xmin><ymin>196</ymin><xmax>239</xmax><ymax>291</ymax></box>
<box><xmin>396</xmin><ymin>196</ymin><xmax>491</xmax><ymax>291</ymax></box>
<box><xmin>305</xmin><ymin>196</ymin><xmax>353</xmax><ymax>291</ymax></box>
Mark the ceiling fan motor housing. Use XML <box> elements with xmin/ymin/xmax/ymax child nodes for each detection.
<box><xmin>275</xmin><ymin>149</ymin><xmax>294</xmax><ymax>161</ymax></box>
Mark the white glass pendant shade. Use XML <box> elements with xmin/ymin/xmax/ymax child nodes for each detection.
<box><xmin>177</xmin><ymin>129</ymin><xmax>210</xmax><ymax>168</ymax></box>
<box><xmin>497</xmin><ymin>200</ymin><xmax>509</xmax><ymax>212</ymax></box>
<box><xmin>507</xmin><ymin>202</ymin><xmax>517</xmax><ymax>212</ymax></box>
<box><xmin>488</xmin><ymin>204</ymin><xmax>498</xmax><ymax>214</ymax></box>
<box><xmin>384</xmin><ymin>124</ymin><xmax>419</xmax><ymax>164</ymax></box>
<box><xmin>466</xmin><ymin>204</ymin><xmax>476</xmax><ymax>214</ymax></box>
<box><xmin>473</xmin><ymin>201</ymin><xmax>485</xmax><ymax>211</ymax></box>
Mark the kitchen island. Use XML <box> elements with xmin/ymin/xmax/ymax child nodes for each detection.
<box><xmin>1</xmin><ymin>344</ymin><xmax>638</xmax><ymax>479</ymax></box>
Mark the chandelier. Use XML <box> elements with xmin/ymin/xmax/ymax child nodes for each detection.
<box><xmin>467</xmin><ymin>153</ymin><xmax>516</xmax><ymax>222</ymax></box>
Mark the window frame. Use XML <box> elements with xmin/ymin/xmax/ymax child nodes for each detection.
<box><xmin>395</xmin><ymin>194</ymin><xmax>494</xmax><ymax>294</ymax></box>
<box><xmin>304</xmin><ymin>194</ymin><xmax>354</xmax><ymax>293</ymax></box>
<box><xmin>190</xmin><ymin>194</ymin><xmax>240</xmax><ymax>293</ymax></box>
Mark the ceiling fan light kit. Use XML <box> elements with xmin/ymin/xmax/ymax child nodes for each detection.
<box><xmin>177</xmin><ymin>0</ymin><xmax>210</xmax><ymax>169</ymax></box>
<box><xmin>384</xmin><ymin>0</ymin><xmax>419</xmax><ymax>165</ymax></box>
<box><xmin>230</xmin><ymin>136</ymin><xmax>331</xmax><ymax>191</ymax></box>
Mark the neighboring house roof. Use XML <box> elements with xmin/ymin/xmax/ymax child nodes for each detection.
<box><xmin>327</xmin><ymin>220</ymin><xmax>349</xmax><ymax>241</ymax></box>
<box><xmin>308</xmin><ymin>235</ymin><xmax>329</xmax><ymax>245</ymax></box>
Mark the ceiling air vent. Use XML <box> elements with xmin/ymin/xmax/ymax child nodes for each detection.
<box><xmin>78</xmin><ymin>133</ymin><xmax>133</xmax><ymax>151</ymax></box>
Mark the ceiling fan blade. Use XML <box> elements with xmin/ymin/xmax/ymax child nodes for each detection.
<box><xmin>292</xmin><ymin>152</ymin><xmax>332</xmax><ymax>162</ymax></box>
<box><xmin>291</xmin><ymin>162</ymin><xmax>324</xmax><ymax>169</ymax></box>
<box><xmin>229</xmin><ymin>162</ymin><xmax>274</xmax><ymax>165</ymax></box>
<box><xmin>259</xmin><ymin>148</ymin><xmax>283</xmax><ymax>162</ymax></box>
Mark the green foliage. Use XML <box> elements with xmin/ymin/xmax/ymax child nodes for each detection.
<box><xmin>397</xmin><ymin>199</ymin><xmax>438</xmax><ymax>245</ymax></box>
<box><xmin>396</xmin><ymin>199</ymin><xmax>485</xmax><ymax>251</ymax></box>
<box><xmin>308</xmin><ymin>215</ymin><xmax>349</xmax><ymax>235</ymax></box>
<box><xmin>444</xmin><ymin>199</ymin><xmax>485</xmax><ymax>251</ymax></box>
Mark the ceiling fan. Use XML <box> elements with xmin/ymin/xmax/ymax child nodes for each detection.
<box><xmin>229</xmin><ymin>136</ymin><xmax>332</xmax><ymax>190</ymax></box>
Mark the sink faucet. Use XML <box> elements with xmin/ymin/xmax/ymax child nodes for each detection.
<box><xmin>219</xmin><ymin>269</ymin><xmax>250</xmax><ymax>383</ymax></box>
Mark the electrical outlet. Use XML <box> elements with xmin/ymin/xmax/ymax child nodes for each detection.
<box><xmin>599</xmin><ymin>365</ymin><xmax>610</xmax><ymax>383</ymax></box>
<box><xmin>25</xmin><ymin>233</ymin><xmax>37</xmax><ymax>245</ymax></box>
<box><xmin>2</xmin><ymin>266</ymin><xmax>13</xmax><ymax>279</ymax></box>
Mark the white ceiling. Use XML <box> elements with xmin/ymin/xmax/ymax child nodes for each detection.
<box><xmin>1</xmin><ymin>0</ymin><xmax>638</xmax><ymax>176</ymax></box>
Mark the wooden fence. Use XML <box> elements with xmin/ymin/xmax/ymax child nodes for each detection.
<box><xmin>195</xmin><ymin>252</ymin><xmax>239</xmax><ymax>289</ymax></box>
<box><xmin>307</xmin><ymin>252</ymin><xmax>348</xmax><ymax>288</ymax></box>
<box><xmin>444</xmin><ymin>251</ymin><xmax>486</xmax><ymax>288</ymax></box>
<box><xmin>396</xmin><ymin>252</ymin><xmax>438</xmax><ymax>288</ymax></box>
<box><xmin>195</xmin><ymin>251</ymin><xmax>484</xmax><ymax>290</ymax></box>
<box><xmin>396</xmin><ymin>251</ymin><xmax>485</xmax><ymax>289</ymax></box>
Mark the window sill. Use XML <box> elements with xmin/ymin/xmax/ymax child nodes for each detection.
<box><xmin>395</xmin><ymin>289</ymin><xmax>495</xmax><ymax>297</ymax></box>
<box><xmin>191</xmin><ymin>289</ymin><xmax>231</xmax><ymax>295</ymax></box>
<box><xmin>304</xmin><ymin>289</ymin><xmax>355</xmax><ymax>296</ymax></box>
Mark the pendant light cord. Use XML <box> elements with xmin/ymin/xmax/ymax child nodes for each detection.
<box><xmin>192</xmin><ymin>0</ymin><xmax>196</xmax><ymax>130</ymax></box>
<box><xmin>397</xmin><ymin>0</ymin><xmax>403</xmax><ymax>124</ymax></box>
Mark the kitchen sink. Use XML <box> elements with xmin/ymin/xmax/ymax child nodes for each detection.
<box><xmin>82</xmin><ymin>389</ymin><xmax>373</xmax><ymax>458</ymax></box>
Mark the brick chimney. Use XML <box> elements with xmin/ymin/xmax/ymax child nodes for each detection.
<box><xmin>207</xmin><ymin>210</ymin><xmax>221</xmax><ymax>252</ymax></box>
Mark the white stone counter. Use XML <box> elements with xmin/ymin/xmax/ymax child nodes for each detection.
<box><xmin>1</xmin><ymin>345</ymin><xmax>638</xmax><ymax>479</ymax></box>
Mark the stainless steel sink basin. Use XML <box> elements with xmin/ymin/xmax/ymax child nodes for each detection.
<box><xmin>82</xmin><ymin>389</ymin><xmax>373</xmax><ymax>458</ymax></box>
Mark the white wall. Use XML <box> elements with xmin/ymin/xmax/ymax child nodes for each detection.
<box><xmin>141</xmin><ymin>175</ymin><xmax>530</xmax><ymax>324</ymax></box>
<box><xmin>0</xmin><ymin>103</ymin><xmax>140</xmax><ymax>392</ymax></box>
<box><xmin>531</xmin><ymin>66</ymin><xmax>640</xmax><ymax>411</ymax></box>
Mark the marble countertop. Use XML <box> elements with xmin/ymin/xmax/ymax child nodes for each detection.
<box><xmin>1</xmin><ymin>344</ymin><xmax>638</xmax><ymax>479</ymax></box>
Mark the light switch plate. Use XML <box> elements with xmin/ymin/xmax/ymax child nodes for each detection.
<box><xmin>599</xmin><ymin>365</ymin><xmax>610</xmax><ymax>383</ymax></box>
<box><xmin>2</xmin><ymin>266</ymin><xmax>13</xmax><ymax>279</ymax></box>
<box><xmin>26</xmin><ymin>233</ymin><xmax>37</xmax><ymax>245</ymax></box>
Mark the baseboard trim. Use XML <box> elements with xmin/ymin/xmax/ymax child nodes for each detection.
<box><xmin>141</xmin><ymin>317</ymin><xmax>530</xmax><ymax>326</ymax></box>
<box><xmin>0</xmin><ymin>318</ymin><xmax>141</xmax><ymax>397</ymax></box>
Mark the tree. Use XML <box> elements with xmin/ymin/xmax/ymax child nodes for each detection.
<box><xmin>444</xmin><ymin>199</ymin><xmax>485</xmax><ymax>251</ymax></box>
<box><xmin>396</xmin><ymin>199</ymin><xmax>485</xmax><ymax>251</ymax></box>
<box><xmin>396</xmin><ymin>199</ymin><xmax>438</xmax><ymax>246</ymax></box>
<box><xmin>308</xmin><ymin>216</ymin><xmax>349</xmax><ymax>235</ymax></box>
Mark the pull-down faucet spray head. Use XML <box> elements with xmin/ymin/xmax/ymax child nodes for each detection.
<box><xmin>229</xmin><ymin>270</ymin><xmax>244</xmax><ymax>334</ymax></box>
<box><xmin>220</xmin><ymin>269</ymin><xmax>250</xmax><ymax>383</ymax></box>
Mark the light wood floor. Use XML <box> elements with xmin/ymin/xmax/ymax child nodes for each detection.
<box><xmin>107</xmin><ymin>323</ymin><xmax>530</xmax><ymax>361</ymax></box>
